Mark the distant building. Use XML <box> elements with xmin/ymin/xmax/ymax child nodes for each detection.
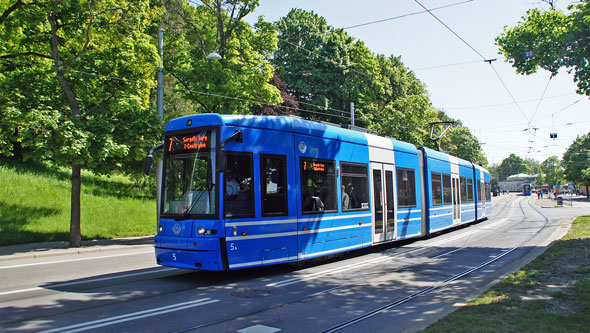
<box><xmin>498</xmin><ymin>173</ymin><xmax>537</xmax><ymax>192</ymax></box>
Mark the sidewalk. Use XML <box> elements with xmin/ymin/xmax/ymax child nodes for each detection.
<box><xmin>0</xmin><ymin>236</ymin><xmax>154</xmax><ymax>262</ymax></box>
<box><xmin>536</xmin><ymin>197</ymin><xmax>558</xmax><ymax>208</ymax></box>
<box><xmin>534</xmin><ymin>194</ymin><xmax>590</xmax><ymax>208</ymax></box>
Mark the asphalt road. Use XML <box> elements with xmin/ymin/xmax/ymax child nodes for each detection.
<box><xmin>1</xmin><ymin>194</ymin><xmax>588</xmax><ymax>332</ymax></box>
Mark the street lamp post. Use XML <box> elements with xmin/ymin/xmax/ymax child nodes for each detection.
<box><xmin>156</xmin><ymin>28</ymin><xmax>164</xmax><ymax>219</ymax></box>
<box><xmin>154</xmin><ymin>28</ymin><xmax>221</xmax><ymax>219</ymax></box>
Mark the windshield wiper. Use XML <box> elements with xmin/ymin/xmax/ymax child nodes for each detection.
<box><xmin>179</xmin><ymin>181</ymin><xmax>215</xmax><ymax>220</ymax></box>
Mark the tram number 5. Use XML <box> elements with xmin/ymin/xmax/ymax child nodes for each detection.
<box><xmin>172</xmin><ymin>253</ymin><xmax>177</xmax><ymax>261</ymax></box>
<box><xmin>230</xmin><ymin>243</ymin><xmax>238</xmax><ymax>251</ymax></box>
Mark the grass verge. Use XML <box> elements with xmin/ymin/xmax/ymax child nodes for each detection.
<box><xmin>0</xmin><ymin>160</ymin><xmax>156</xmax><ymax>246</ymax></box>
<box><xmin>424</xmin><ymin>216</ymin><xmax>590</xmax><ymax>332</ymax></box>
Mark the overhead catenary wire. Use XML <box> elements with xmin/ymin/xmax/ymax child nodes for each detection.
<box><xmin>487</xmin><ymin>63</ymin><xmax>531</xmax><ymax>124</ymax></box>
<box><xmin>528</xmin><ymin>75</ymin><xmax>553</xmax><ymax>126</ymax></box>
<box><xmin>470</xmin><ymin>97</ymin><xmax>587</xmax><ymax>133</ymax></box>
<box><xmin>443</xmin><ymin>92</ymin><xmax>577</xmax><ymax>110</ymax></box>
<box><xmin>534</xmin><ymin>98</ymin><xmax>584</xmax><ymax>122</ymax></box>
<box><xmin>412</xmin><ymin>59</ymin><xmax>494</xmax><ymax>71</ymax></box>
<box><xmin>413</xmin><ymin>0</ymin><xmax>531</xmax><ymax>124</ymax></box>
<box><xmin>413</xmin><ymin>0</ymin><xmax>487</xmax><ymax>60</ymax></box>
<box><xmin>341</xmin><ymin>0</ymin><xmax>474</xmax><ymax>30</ymax></box>
<box><xmin>174</xmin><ymin>0</ymin><xmax>361</xmax><ymax>117</ymax></box>
<box><xmin>65</xmin><ymin>69</ymin><xmax>351</xmax><ymax>120</ymax></box>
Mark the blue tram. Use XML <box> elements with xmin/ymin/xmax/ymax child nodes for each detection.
<box><xmin>150</xmin><ymin>114</ymin><xmax>491</xmax><ymax>271</ymax></box>
<box><xmin>523</xmin><ymin>183</ymin><xmax>532</xmax><ymax>196</ymax></box>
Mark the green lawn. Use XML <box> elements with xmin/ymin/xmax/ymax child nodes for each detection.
<box><xmin>424</xmin><ymin>216</ymin><xmax>590</xmax><ymax>332</ymax></box>
<box><xmin>0</xmin><ymin>160</ymin><xmax>156</xmax><ymax>246</ymax></box>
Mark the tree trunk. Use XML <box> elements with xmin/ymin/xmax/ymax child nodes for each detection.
<box><xmin>49</xmin><ymin>11</ymin><xmax>86</xmax><ymax>248</ymax></box>
<box><xmin>586</xmin><ymin>184</ymin><xmax>589</xmax><ymax>199</ymax></box>
<box><xmin>70</xmin><ymin>162</ymin><xmax>82</xmax><ymax>247</ymax></box>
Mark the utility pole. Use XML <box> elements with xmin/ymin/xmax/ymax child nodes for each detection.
<box><xmin>156</xmin><ymin>27</ymin><xmax>164</xmax><ymax>219</ymax></box>
<box><xmin>350</xmin><ymin>102</ymin><xmax>355</xmax><ymax>127</ymax></box>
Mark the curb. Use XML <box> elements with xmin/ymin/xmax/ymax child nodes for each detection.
<box><xmin>0</xmin><ymin>236</ymin><xmax>154</xmax><ymax>262</ymax></box>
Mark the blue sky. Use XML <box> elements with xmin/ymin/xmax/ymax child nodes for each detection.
<box><xmin>244</xmin><ymin>0</ymin><xmax>590</xmax><ymax>165</ymax></box>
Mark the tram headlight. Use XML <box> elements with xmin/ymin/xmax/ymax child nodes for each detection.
<box><xmin>158</xmin><ymin>225</ymin><xmax>163</xmax><ymax>233</ymax></box>
<box><xmin>197</xmin><ymin>226</ymin><xmax>206</xmax><ymax>235</ymax></box>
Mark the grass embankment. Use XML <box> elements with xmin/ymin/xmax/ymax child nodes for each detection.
<box><xmin>0</xmin><ymin>161</ymin><xmax>156</xmax><ymax>246</ymax></box>
<box><xmin>425</xmin><ymin>216</ymin><xmax>590</xmax><ymax>332</ymax></box>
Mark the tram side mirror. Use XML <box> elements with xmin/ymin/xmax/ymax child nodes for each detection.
<box><xmin>144</xmin><ymin>144</ymin><xmax>164</xmax><ymax>176</ymax></box>
<box><xmin>221</xmin><ymin>129</ymin><xmax>243</xmax><ymax>147</ymax></box>
<box><xmin>144</xmin><ymin>155</ymin><xmax>153</xmax><ymax>176</ymax></box>
<box><xmin>217</xmin><ymin>129</ymin><xmax>243</xmax><ymax>172</ymax></box>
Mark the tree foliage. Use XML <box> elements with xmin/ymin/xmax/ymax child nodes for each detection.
<box><xmin>160</xmin><ymin>0</ymin><xmax>281</xmax><ymax>115</ymax></box>
<box><xmin>540</xmin><ymin>156</ymin><xmax>563</xmax><ymax>187</ymax></box>
<box><xmin>273</xmin><ymin>9</ymin><xmax>361</xmax><ymax>122</ymax></box>
<box><xmin>496</xmin><ymin>154</ymin><xmax>528</xmax><ymax>181</ymax></box>
<box><xmin>1</xmin><ymin>0</ymin><xmax>161</xmax><ymax>172</ymax></box>
<box><xmin>563</xmin><ymin>132</ymin><xmax>590</xmax><ymax>185</ymax></box>
<box><xmin>360</xmin><ymin>54</ymin><xmax>439</xmax><ymax>147</ymax></box>
<box><xmin>273</xmin><ymin>9</ymin><xmax>462</xmax><ymax>155</ymax></box>
<box><xmin>496</xmin><ymin>1</ymin><xmax>590</xmax><ymax>95</ymax></box>
<box><xmin>437</xmin><ymin>113</ymin><xmax>487</xmax><ymax>166</ymax></box>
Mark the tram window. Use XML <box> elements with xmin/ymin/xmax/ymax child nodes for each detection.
<box><xmin>442</xmin><ymin>174</ymin><xmax>452</xmax><ymax>205</ymax></box>
<box><xmin>486</xmin><ymin>182</ymin><xmax>491</xmax><ymax>201</ymax></box>
<box><xmin>396</xmin><ymin>168</ymin><xmax>416</xmax><ymax>208</ymax></box>
<box><xmin>431</xmin><ymin>172</ymin><xmax>443</xmax><ymax>206</ymax></box>
<box><xmin>477</xmin><ymin>182</ymin><xmax>482</xmax><ymax>202</ymax></box>
<box><xmin>224</xmin><ymin>152</ymin><xmax>254</xmax><ymax>218</ymax></box>
<box><xmin>466</xmin><ymin>177</ymin><xmax>474</xmax><ymax>203</ymax></box>
<box><xmin>261</xmin><ymin>154</ymin><xmax>288</xmax><ymax>216</ymax></box>
<box><xmin>301</xmin><ymin>158</ymin><xmax>337</xmax><ymax>213</ymax></box>
<box><xmin>460</xmin><ymin>177</ymin><xmax>468</xmax><ymax>203</ymax></box>
<box><xmin>341</xmin><ymin>162</ymin><xmax>369</xmax><ymax>211</ymax></box>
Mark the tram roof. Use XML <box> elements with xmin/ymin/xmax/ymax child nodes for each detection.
<box><xmin>167</xmin><ymin>114</ymin><xmax>419</xmax><ymax>153</ymax></box>
<box><xmin>420</xmin><ymin>146</ymin><xmax>475</xmax><ymax>168</ymax></box>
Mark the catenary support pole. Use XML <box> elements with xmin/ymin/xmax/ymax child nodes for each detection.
<box><xmin>156</xmin><ymin>28</ymin><xmax>164</xmax><ymax>219</ymax></box>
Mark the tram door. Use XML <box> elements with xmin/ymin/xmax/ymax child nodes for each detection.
<box><xmin>371</xmin><ymin>163</ymin><xmax>395</xmax><ymax>243</ymax></box>
<box><xmin>479</xmin><ymin>179</ymin><xmax>487</xmax><ymax>218</ymax></box>
<box><xmin>452</xmin><ymin>175</ymin><xmax>461</xmax><ymax>224</ymax></box>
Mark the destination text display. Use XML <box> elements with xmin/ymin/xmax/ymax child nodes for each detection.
<box><xmin>166</xmin><ymin>131</ymin><xmax>212</xmax><ymax>154</ymax></box>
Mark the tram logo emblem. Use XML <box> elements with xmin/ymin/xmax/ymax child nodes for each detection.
<box><xmin>172</xmin><ymin>223</ymin><xmax>182</xmax><ymax>235</ymax></box>
<box><xmin>298</xmin><ymin>140</ymin><xmax>307</xmax><ymax>154</ymax></box>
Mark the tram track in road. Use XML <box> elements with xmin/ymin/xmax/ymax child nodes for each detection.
<box><xmin>2</xmin><ymin>195</ymin><xmax>528</xmax><ymax>332</ymax></box>
<box><xmin>262</xmin><ymin>194</ymin><xmax>519</xmax><ymax>290</ymax></box>
<box><xmin>165</xmin><ymin>196</ymin><xmax>540</xmax><ymax>333</ymax></box>
<box><xmin>321</xmin><ymin>196</ymin><xmax>551</xmax><ymax>332</ymax></box>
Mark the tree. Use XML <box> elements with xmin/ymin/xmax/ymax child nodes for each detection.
<box><xmin>251</xmin><ymin>73</ymin><xmax>299</xmax><ymax>115</ymax></box>
<box><xmin>582</xmin><ymin>168</ymin><xmax>590</xmax><ymax>197</ymax></box>
<box><xmin>496</xmin><ymin>1</ymin><xmax>590</xmax><ymax>96</ymax></box>
<box><xmin>0</xmin><ymin>0</ymin><xmax>161</xmax><ymax>247</ymax></box>
<box><xmin>360</xmin><ymin>54</ymin><xmax>439</xmax><ymax>147</ymax></box>
<box><xmin>540</xmin><ymin>156</ymin><xmax>563</xmax><ymax>187</ymax></box>
<box><xmin>562</xmin><ymin>132</ymin><xmax>590</xmax><ymax>197</ymax></box>
<box><xmin>273</xmin><ymin>9</ymin><xmax>442</xmax><ymax>145</ymax></box>
<box><xmin>436</xmin><ymin>113</ymin><xmax>487</xmax><ymax>166</ymax></box>
<box><xmin>535</xmin><ymin>170</ymin><xmax>545</xmax><ymax>187</ymax></box>
<box><xmin>496</xmin><ymin>154</ymin><xmax>528</xmax><ymax>181</ymax></box>
<box><xmin>273</xmin><ymin>9</ymin><xmax>362</xmax><ymax>123</ymax></box>
<box><xmin>160</xmin><ymin>0</ymin><xmax>281</xmax><ymax>115</ymax></box>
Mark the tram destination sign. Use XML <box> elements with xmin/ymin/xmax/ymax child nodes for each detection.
<box><xmin>167</xmin><ymin>131</ymin><xmax>211</xmax><ymax>154</ymax></box>
<box><xmin>303</xmin><ymin>160</ymin><xmax>326</xmax><ymax>172</ymax></box>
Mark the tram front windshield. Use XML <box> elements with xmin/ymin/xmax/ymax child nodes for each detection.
<box><xmin>163</xmin><ymin>129</ymin><xmax>216</xmax><ymax>217</ymax></box>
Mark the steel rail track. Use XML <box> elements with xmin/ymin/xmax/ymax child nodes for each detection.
<box><xmin>27</xmin><ymin>195</ymin><xmax>522</xmax><ymax>333</ymax></box>
<box><xmin>169</xmin><ymin>196</ymin><xmax>528</xmax><ymax>332</ymax></box>
<box><xmin>321</xmin><ymin>196</ymin><xmax>550</xmax><ymax>332</ymax></box>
